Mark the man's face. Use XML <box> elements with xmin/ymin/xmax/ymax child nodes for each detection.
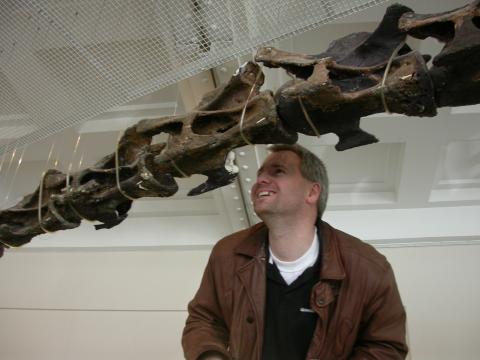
<box><xmin>251</xmin><ymin>150</ymin><xmax>318</xmax><ymax>217</ymax></box>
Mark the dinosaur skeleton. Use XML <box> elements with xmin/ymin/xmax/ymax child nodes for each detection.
<box><xmin>1</xmin><ymin>1</ymin><xmax>479</xmax><ymax>256</ymax></box>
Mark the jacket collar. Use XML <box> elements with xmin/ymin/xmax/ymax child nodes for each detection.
<box><xmin>234</xmin><ymin>222</ymin><xmax>268</xmax><ymax>258</ymax></box>
<box><xmin>234</xmin><ymin>221</ymin><xmax>346</xmax><ymax>281</ymax></box>
<box><xmin>319</xmin><ymin>221</ymin><xmax>346</xmax><ymax>281</ymax></box>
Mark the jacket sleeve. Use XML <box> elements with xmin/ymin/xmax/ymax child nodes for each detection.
<box><xmin>182</xmin><ymin>253</ymin><xmax>231</xmax><ymax>360</ymax></box>
<box><xmin>349</xmin><ymin>264</ymin><xmax>409</xmax><ymax>360</ymax></box>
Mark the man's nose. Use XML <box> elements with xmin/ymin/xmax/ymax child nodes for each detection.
<box><xmin>255</xmin><ymin>172</ymin><xmax>270</xmax><ymax>184</ymax></box>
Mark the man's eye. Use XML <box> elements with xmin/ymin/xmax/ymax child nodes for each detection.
<box><xmin>274</xmin><ymin>169</ymin><xmax>284</xmax><ymax>174</ymax></box>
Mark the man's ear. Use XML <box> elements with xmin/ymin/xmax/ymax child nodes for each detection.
<box><xmin>307</xmin><ymin>183</ymin><xmax>321</xmax><ymax>205</ymax></box>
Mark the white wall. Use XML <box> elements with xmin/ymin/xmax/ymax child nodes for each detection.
<box><xmin>0</xmin><ymin>248</ymin><xmax>210</xmax><ymax>360</ymax></box>
<box><xmin>379</xmin><ymin>244</ymin><xmax>480</xmax><ymax>360</ymax></box>
<box><xmin>1</xmin><ymin>241</ymin><xmax>480</xmax><ymax>360</ymax></box>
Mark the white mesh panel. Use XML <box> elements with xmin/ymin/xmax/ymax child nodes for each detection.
<box><xmin>0</xmin><ymin>0</ymin><xmax>389</xmax><ymax>155</ymax></box>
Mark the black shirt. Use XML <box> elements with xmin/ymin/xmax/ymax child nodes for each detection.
<box><xmin>262</xmin><ymin>243</ymin><xmax>321</xmax><ymax>360</ymax></box>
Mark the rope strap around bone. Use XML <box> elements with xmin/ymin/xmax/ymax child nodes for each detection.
<box><xmin>162</xmin><ymin>139</ymin><xmax>188</xmax><ymax>178</ymax></box>
<box><xmin>37</xmin><ymin>171</ymin><xmax>52</xmax><ymax>234</ymax></box>
<box><xmin>170</xmin><ymin>159</ymin><xmax>188</xmax><ymax>178</ymax></box>
<box><xmin>380</xmin><ymin>40</ymin><xmax>406</xmax><ymax>114</ymax></box>
<box><xmin>286</xmin><ymin>71</ymin><xmax>321</xmax><ymax>138</ymax></box>
<box><xmin>37</xmin><ymin>171</ymin><xmax>77</xmax><ymax>233</ymax></box>
<box><xmin>48</xmin><ymin>197</ymin><xmax>82</xmax><ymax>228</ymax></box>
<box><xmin>36</xmin><ymin>139</ymin><xmax>78</xmax><ymax>232</ymax></box>
<box><xmin>166</xmin><ymin>87</ymin><xmax>189</xmax><ymax>178</ymax></box>
<box><xmin>67</xmin><ymin>199</ymin><xmax>95</xmax><ymax>222</ymax></box>
<box><xmin>115</xmin><ymin>131</ymin><xmax>137</xmax><ymax>201</ymax></box>
<box><xmin>239</xmin><ymin>69</ymin><xmax>262</xmax><ymax>146</ymax></box>
<box><xmin>64</xmin><ymin>173</ymin><xmax>96</xmax><ymax>223</ymax></box>
<box><xmin>0</xmin><ymin>239</ymin><xmax>15</xmax><ymax>248</ymax></box>
<box><xmin>298</xmin><ymin>96</ymin><xmax>321</xmax><ymax>138</ymax></box>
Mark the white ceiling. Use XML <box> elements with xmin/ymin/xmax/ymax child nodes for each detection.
<box><xmin>1</xmin><ymin>0</ymin><xmax>479</xmax><ymax>249</ymax></box>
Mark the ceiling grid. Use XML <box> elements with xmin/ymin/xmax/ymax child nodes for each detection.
<box><xmin>0</xmin><ymin>0</ymin><xmax>389</xmax><ymax>155</ymax></box>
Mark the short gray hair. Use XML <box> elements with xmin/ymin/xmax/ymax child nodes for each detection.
<box><xmin>268</xmin><ymin>143</ymin><xmax>329</xmax><ymax>218</ymax></box>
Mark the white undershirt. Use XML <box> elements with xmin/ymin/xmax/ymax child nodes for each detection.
<box><xmin>269</xmin><ymin>228</ymin><xmax>319</xmax><ymax>285</ymax></box>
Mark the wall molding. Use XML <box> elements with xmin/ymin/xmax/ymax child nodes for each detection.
<box><xmin>367</xmin><ymin>236</ymin><xmax>480</xmax><ymax>248</ymax></box>
<box><xmin>4</xmin><ymin>236</ymin><xmax>480</xmax><ymax>256</ymax></box>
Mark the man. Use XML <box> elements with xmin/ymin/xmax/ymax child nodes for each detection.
<box><xmin>182</xmin><ymin>144</ymin><xmax>408</xmax><ymax>360</ymax></box>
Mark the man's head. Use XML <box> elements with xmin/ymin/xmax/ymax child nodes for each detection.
<box><xmin>251</xmin><ymin>144</ymin><xmax>329</xmax><ymax>220</ymax></box>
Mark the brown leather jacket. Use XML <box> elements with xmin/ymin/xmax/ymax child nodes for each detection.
<box><xmin>182</xmin><ymin>221</ymin><xmax>408</xmax><ymax>360</ymax></box>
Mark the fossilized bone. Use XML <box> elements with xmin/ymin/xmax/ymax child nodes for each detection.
<box><xmin>255</xmin><ymin>4</ymin><xmax>437</xmax><ymax>150</ymax></box>
<box><xmin>257</xmin><ymin>49</ymin><xmax>436</xmax><ymax>150</ymax></box>
<box><xmin>0</xmin><ymin>62</ymin><xmax>296</xmax><ymax>253</ymax></box>
<box><xmin>399</xmin><ymin>0</ymin><xmax>480</xmax><ymax>107</ymax></box>
<box><xmin>135</xmin><ymin>61</ymin><xmax>296</xmax><ymax>196</ymax></box>
<box><xmin>0</xmin><ymin>1</ymin><xmax>479</xmax><ymax>256</ymax></box>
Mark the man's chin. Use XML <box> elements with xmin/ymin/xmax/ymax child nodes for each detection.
<box><xmin>253</xmin><ymin>205</ymin><xmax>274</xmax><ymax>218</ymax></box>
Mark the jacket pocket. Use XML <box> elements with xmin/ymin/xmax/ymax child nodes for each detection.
<box><xmin>334</xmin><ymin>318</ymin><xmax>353</xmax><ymax>358</ymax></box>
